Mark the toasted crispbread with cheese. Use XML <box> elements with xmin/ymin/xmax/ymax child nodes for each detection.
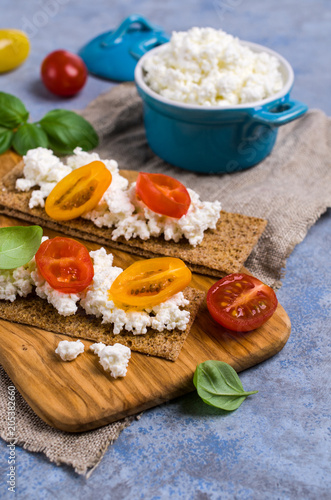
<box><xmin>0</xmin><ymin>163</ymin><xmax>267</xmax><ymax>278</ymax></box>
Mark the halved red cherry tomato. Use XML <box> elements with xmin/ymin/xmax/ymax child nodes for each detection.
<box><xmin>207</xmin><ymin>273</ymin><xmax>278</xmax><ymax>332</ymax></box>
<box><xmin>109</xmin><ymin>257</ymin><xmax>192</xmax><ymax>309</ymax></box>
<box><xmin>45</xmin><ymin>161</ymin><xmax>112</xmax><ymax>221</ymax></box>
<box><xmin>35</xmin><ymin>237</ymin><xmax>94</xmax><ymax>293</ymax></box>
<box><xmin>136</xmin><ymin>172</ymin><xmax>191</xmax><ymax>219</ymax></box>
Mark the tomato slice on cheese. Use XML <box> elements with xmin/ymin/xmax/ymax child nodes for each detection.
<box><xmin>207</xmin><ymin>273</ymin><xmax>278</xmax><ymax>332</ymax></box>
<box><xmin>136</xmin><ymin>172</ymin><xmax>191</xmax><ymax>219</ymax></box>
<box><xmin>45</xmin><ymin>161</ymin><xmax>112</xmax><ymax>221</ymax></box>
<box><xmin>35</xmin><ymin>237</ymin><xmax>94</xmax><ymax>293</ymax></box>
<box><xmin>109</xmin><ymin>257</ymin><xmax>192</xmax><ymax>309</ymax></box>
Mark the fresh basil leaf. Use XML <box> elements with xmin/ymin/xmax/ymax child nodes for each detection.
<box><xmin>0</xmin><ymin>226</ymin><xmax>43</xmax><ymax>270</ymax></box>
<box><xmin>0</xmin><ymin>127</ymin><xmax>14</xmax><ymax>155</ymax></box>
<box><xmin>39</xmin><ymin>109</ymin><xmax>99</xmax><ymax>155</ymax></box>
<box><xmin>0</xmin><ymin>92</ymin><xmax>29</xmax><ymax>128</ymax></box>
<box><xmin>12</xmin><ymin>123</ymin><xmax>49</xmax><ymax>155</ymax></box>
<box><xmin>193</xmin><ymin>360</ymin><xmax>258</xmax><ymax>411</ymax></box>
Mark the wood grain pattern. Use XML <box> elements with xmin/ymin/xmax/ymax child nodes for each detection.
<box><xmin>0</xmin><ymin>276</ymin><xmax>290</xmax><ymax>432</ymax></box>
<box><xmin>0</xmin><ymin>154</ymin><xmax>291</xmax><ymax>432</ymax></box>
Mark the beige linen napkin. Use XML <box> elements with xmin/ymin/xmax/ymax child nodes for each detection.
<box><xmin>0</xmin><ymin>83</ymin><xmax>330</xmax><ymax>476</ymax></box>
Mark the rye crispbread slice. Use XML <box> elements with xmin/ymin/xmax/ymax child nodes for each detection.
<box><xmin>0</xmin><ymin>287</ymin><xmax>204</xmax><ymax>361</ymax></box>
<box><xmin>0</xmin><ymin>162</ymin><xmax>267</xmax><ymax>277</ymax></box>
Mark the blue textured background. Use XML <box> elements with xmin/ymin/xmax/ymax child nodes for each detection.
<box><xmin>0</xmin><ymin>1</ymin><xmax>330</xmax><ymax>498</ymax></box>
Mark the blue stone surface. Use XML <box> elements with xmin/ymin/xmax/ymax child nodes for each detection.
<box><xmin>0</xmin><ymin>1</ymin><xmax>330</xmax><ymax>498</ymax></box>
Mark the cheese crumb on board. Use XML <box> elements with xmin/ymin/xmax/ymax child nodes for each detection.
<box><xmin>91</xmin><ymin>343</ymin><xmax>131</xmax><ymax>378</ymax></box>
<box><xmin>55</xmin><ymin>340</ymin><xmax>85</xmax><ymax>361</ymax></box>
<box><xmin>90</xmin><ymin>342</ymin><xmax>106</xmax><ymax>356</ymax></box>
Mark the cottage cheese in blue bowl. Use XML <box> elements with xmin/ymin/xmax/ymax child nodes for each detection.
<box><xmin>134</xmin><ymin>28</ymin><xmax>308</xmax><ymax>173</ymax></box>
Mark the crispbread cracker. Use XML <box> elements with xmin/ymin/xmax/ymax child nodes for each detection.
<box><xmin>0</xmin><ymin>163</ymin><xmax>267</xmax><ymax>277</ymax></box>
<box><xmin>0</xmin><ymin>287</ymin><xmax>204</xmax><ymax>361</ymax></box>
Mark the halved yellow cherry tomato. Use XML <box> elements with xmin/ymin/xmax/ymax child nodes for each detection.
<box><xmin>109</xmin><ymin>257</ymin><xmax>192</xmax><ymax>309</ymax></box>
<box><xmin>45</xmin><ymin>161</ymin><xmax>112</xmax><ymax>221</ymax></box>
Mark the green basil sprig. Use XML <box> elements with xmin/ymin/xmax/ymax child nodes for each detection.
<box><xmin>39</xmin><ymin>109</ymin><xmax>99</xmax><ymax>155</ymax></box>
<box><xmin>0</xmin><ymin>92</ymin><xmax>29</xmax><ymax>129</ymax></box>
<box><xmin>0</xmin><ymin>126</ymin><xmax>14</xmax><ymax>154</ymax></box>
<box><xmin>0</xmin><ymin>226</ymin><xmax>43</xmax><ymax>269</ymax></box>
<box><xmin>0</xmin><ymin>92</ymin><xmax>99</xmax><ymax>156</ymax></box>
<box><xmin>12</xmin><ymin>123</ymin><xmax>49</xmax><ymax>156</ymax></box>
<box><xmin>193</xmin><ymin>360</ymin><xmax>258</xmax><ymax>411</ymax></box>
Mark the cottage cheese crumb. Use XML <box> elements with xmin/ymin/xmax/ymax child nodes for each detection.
<box><xmin>90</xmin><ymin>342</ymin><xmax>106</xmax><ymax>356</ymax></box>
<box><xmin>90</xmin><ymin>341</ymin><xmax>131</xmax><ymax>378</ymax></box>
<box><xmin>55</xmin><ymin>340</ymin><xmax>85</xmax><ymax>361</ymax></box>
<box><xmin>97</xmin><ymin>343</ymin><xmax>131</xmax><ymax>378</ymax></box>
<box><xmin>143</xmin><ymin>27</ymin><xmax>284</xmax><ymax>106</ymax></box>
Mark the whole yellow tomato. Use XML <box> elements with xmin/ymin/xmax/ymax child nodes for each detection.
<box><xmin>0</xmin><ymin>30</ymin><xmax>30</xmax><ymax>73</ymax></box>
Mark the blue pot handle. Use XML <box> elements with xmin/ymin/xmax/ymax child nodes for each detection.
<box><xmin>101</xmin><ymin>14</ymin><xmax>160</xmax><ymax>47</ymax></box>
<box><xmin>252</xmin><ymin>99</ymin><xmax>308</xmax><ymax>126</ymax></box>
<box><xmin>130</xmin><ymin>33</ymin><xmax>169</xmax><ymax>60</ymax></box>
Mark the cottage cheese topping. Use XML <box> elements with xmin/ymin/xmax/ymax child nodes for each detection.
<box><xmin>80</xmin><ymin>248</ymin><xmax>190</xmax><ymax>334</ymax></box>
<box><xmin>87</xmin><ymin>183</ymin><xmax>221</xmax><ymax>247</ymax></box>
<box><xmin>16</xmin><ymin>147</ymin><xmax>127</xmax><ymax>210</ymax></box>
<box><xmin>31</xmin><ymin>266</ymin><xmax>82</xmax><ymax>316</ymax></box>
<box><xmin>28</xmin><ymin>237</ymin><xmax>82</xmax><ymax>316</ymax></box>
<box><xmin>0</xmin><ymin>263</ymin><xmax>34</xmax><ymax>302</ymax></box>
<box><xmin>16</xmin><ymin>148</ymin><xmax>71</xmax><ymax>209</ymax></box>
<box><xmin>55</xmin><ymin>340</ymin><xmax>85</xmax><ymax>361</ymax></box>
<box><xmin>16</xmin><ymin>148</ymin><xmax>221</xmax><ymax>247</ymax></box>
<box><xmin>143</xmin><ymin>27</ymin><xmax>284</xmax><ymax>106</ymax></box>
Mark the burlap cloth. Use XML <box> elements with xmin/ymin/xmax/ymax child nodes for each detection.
<box><xmin>1</xmin><ymin>83</ymin><xmax>330</xmax><ymax>476</ymax></box>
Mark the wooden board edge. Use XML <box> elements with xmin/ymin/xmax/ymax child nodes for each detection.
<box><xmin>0</xmin><ymin>303</ymin><xmax>291</xmax><ymax>432</ymax></box>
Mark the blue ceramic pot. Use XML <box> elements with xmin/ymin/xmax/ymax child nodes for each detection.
<box><xmin>134</xmin><ymin>42</ymin><xmax>308</xmax><ymax>174</ymax></box>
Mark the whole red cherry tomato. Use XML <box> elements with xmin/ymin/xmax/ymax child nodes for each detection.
<box><xmin>35</xmin><ymin>237</ymin><xmax>94</xmax><ymax>293</ymax></box>
<box><xmin>207</xmin><ymin>273</ymin><xmax>278</xmax><ymax>332</ymax></box>
<box><xmin>41</xmin><ymin>50</ymin><xmax>87</xmax><ymax>96</ymax></box>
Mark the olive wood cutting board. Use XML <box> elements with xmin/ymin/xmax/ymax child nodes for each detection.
<box><xmin>0</xmin><ymin>152</ymin><xmax>291</xmax><ymax>432</ymax></box>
